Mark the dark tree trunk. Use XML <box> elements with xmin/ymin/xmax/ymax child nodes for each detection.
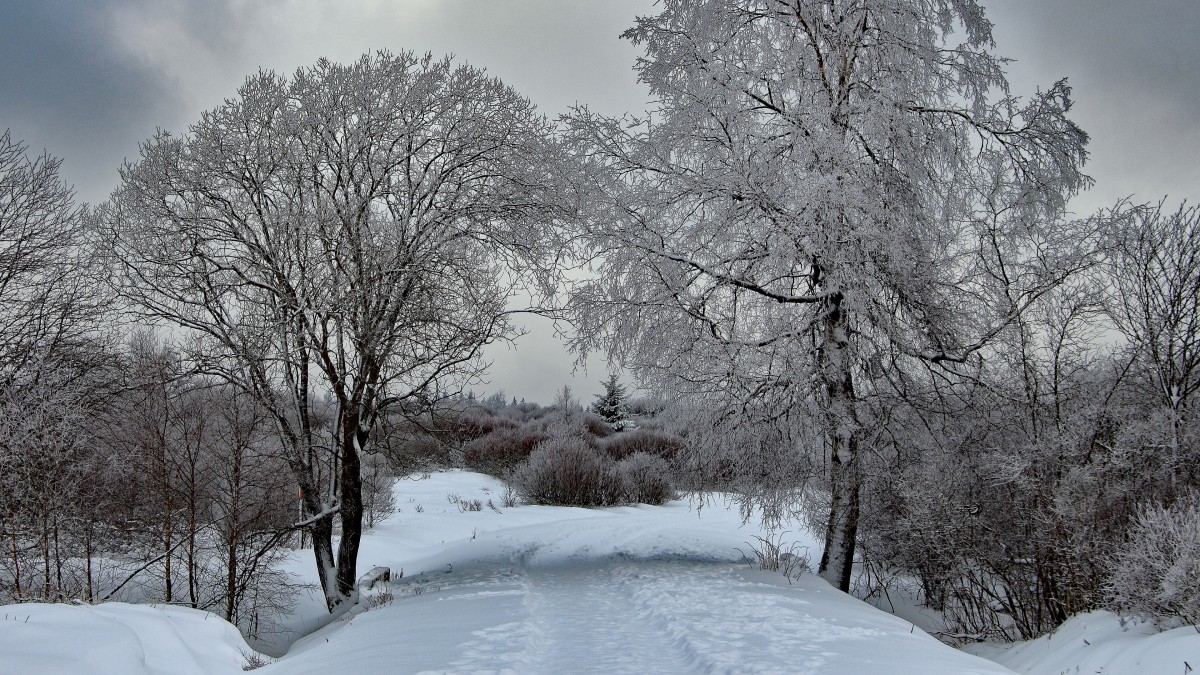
<box><xmin>334</xmin><ymin>415</ymin><xmax>366</xmax><ymax>601</ymax></box>
<box><xmin>310</xmin><ymin>510</ymin><xmax>339</xmax><ymax>610</ymax></box>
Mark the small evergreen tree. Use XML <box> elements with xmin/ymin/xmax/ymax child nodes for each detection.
<box><xmin>592</xmin><ymin>374</ymin><xmax>629</xmax><ymax>424</ymax></box>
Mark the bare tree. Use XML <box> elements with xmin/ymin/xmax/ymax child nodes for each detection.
<box><xmin>201</xmin><ymin>383</ymin><xmax>296</xmax><ymax>631</ymax></box>
<box><xmin>0</xmin><ymin>374</ymin><xmax>89</xmax><ymax>601</ymax></box>
<box><xmin>104</xmin><ymin>51</ymin><xmax>564</xmax><ymax>610</ymax></box>
<box><xmin>0</xmin><ymin>130</ymin><xmax>106</xmax><ymax>382</ymax></box>
<box><xmin>564</xmin><ymin>0</ymin><xmax>1095</xmax><ymax>591</ymax></box>
<box><xmin>0</xmin><ymin>130</ymin><xmax>114</xmax><ymax>603</ymax></box>
<box><xmin>1109</xmin><ymin>202</ymin><xmax>1200</xmax><ymax>453</ymax></box>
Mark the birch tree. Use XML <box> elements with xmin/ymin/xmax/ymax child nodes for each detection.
<box><xmin>565</xmin><ymin>0</ymin><xmax>1094</xmax><ymax>591</ymax></box>
<box><xmin>105</xmin><ymin>51</ymin><xmax>564</xmax><ymax>610</ymax></box>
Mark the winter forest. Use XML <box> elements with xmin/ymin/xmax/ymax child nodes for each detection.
<box><xmin>2</xmin><ymin>0</ymin><xmax>1199</xmax><ymax>672</ymax></box>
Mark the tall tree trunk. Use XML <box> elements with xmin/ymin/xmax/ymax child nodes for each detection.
<box><xmin>334</xmin><ymin>415</ymin><xmax>365</xmax><ymax>601</ymax></box>
<box><xmin>296</xmin><ymin>466</ymin><xmax>343</xmax><ymax>611</ymax></box>
<box><xmin>311</xmin><ymin>513</ymin><xmax>339</xmax><ymax>610</ymax></box>
<box><xmin>163</xmin><ymin>501</ymin><xmax>173</xmax><ymax>603</ymax></box>
<box><xmin>85</xmin><ymin>525</ymin><xmax>94</xmax><ymax>602</ymax></box>
<box><xmin>41</xmin><ymin>513</ymin><xmax>51</xmax><ymax>599</ymax></box>
<box><xmin>187</xmin><ymin>478</ymin><xmax>198</xmax><ymax>609</ymax></box>
<box><xmin>226</xmin><ymin>536</ymin><xmax>238</xmax><ymax>622</ymax></box>
<box><xmin>817</xmin><ymin>295</ymin><xmax>861</xmax><ymax>592</ymax></box>
<box><xmin>52</xmin><ymin>515</ymin><xmax>63</xmax><ymax>598</ymax></box>
<box><xmin>10</xmin><ymin>525</ymin><xmax>20</xmax><ymax>598</ymax></box>
<box><xmin>226</xmin><ymin>449</ymin><xmax>241</xmax><ymax>622</ymax></box>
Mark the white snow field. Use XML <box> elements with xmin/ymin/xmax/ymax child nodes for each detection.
<box><xmin>0</xmin><ymin>601</ymin><xmax>255</xmax><ymax>674</ymax></box>
<box><xmin>965</xmin><ymin>610</ymin><xmax>1200</xmax><ymax>675</ymax></box>
<box><xmin>1</xmin><ymin>471</ymin><xmax>1196</xmax><ymax>673</ymax></box>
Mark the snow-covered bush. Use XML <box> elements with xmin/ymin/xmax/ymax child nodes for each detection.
<box><xmin>510</xmin><ymin>438</ymin><xmax>624</xmax><ymax>507</ymax></box>
<box><xmin>462</xmin><ymin>427</ymin><xmax>546</xmax><ymax>476</ymax></box>
<box><xmin>584</xmin><ymin>413</ymin><xmax>615</xmax><ymax>438</ymax></box>
<box><xmin>601</xmin><ymin>429</ymin><xmax>682</xmax><ymax>461</ymax></box>
<box><xmin>1106</xmin><ymin>495</ymin><xmax>1200</xmax><ymax>626</ymax></box>
<box><xmin>361</xmin><ymin>452</ymin><xmax>396</xmax><ymax>528</ymax></box>
<box><xmin>616</xmin><ymin>452</ymin><xmax>676</xmax><ymax>505</ymax></box>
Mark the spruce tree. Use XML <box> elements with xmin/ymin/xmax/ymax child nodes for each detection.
<box><xmin>592</xmin><ymin>374</ymin><xmax>628</xmax><ymax>423</ymax></box>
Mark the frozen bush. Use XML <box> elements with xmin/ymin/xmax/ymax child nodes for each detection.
<box><xmin>601</xmin><ymin>429</ymin><xmax>683</xmax><ymax>461</ymax></box>
<box><xmin>617</xmin><ymin>452</ymin><xmax>676</xmax><ymax>505</ymax></box>
<box><xmin>584</xmin><ymin>413</ymin><xmax>615</xmax><ymax>439</ymax></box>
<box><xmin>510</xmin><ymin>438</ymin><xmax>625</xmax><ymax>507</ymax></box>
<box><xmin>361</xmin><ymin>452</ymin><xmax>396</xmax><ymax>528</ymax></box>
<box><xmin>1106</xmin><ymin>494</ymin><xmax>1200</xmax><ymax>626</ymax></box>
<box><xmin>442</xmin><ymin>410</ymin><xmax>518</xmax><ymax>441</ymax></box>
<box><xmin>462</xmin><ymin>427</ymin><xmax>546</xmax><ymax>476</ymax></box>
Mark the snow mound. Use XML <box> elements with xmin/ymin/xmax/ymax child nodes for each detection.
<box><xmin>0</xmin><ymin>602</ymin><xmax>259</xmax><ymax>674</ymax></box>
<box><xmin>966</xmin><ymin>610</ymin><xmax>1200</xmax><ymax>675</ymax></box>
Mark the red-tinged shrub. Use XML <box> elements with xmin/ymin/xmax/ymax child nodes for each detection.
<box><xmin>584</xmin><ymin>413</ymin><xmax>615</xmax><ymax>439</ymax></box>
<box><xmin>436</xmin><ymin>410</ymin><xmax>518</xmax><ymax>444</ymax></box>
<box><xmin>600</xmin><ymin>429</ymin><xmax>683</xmax><ymax>461</ymax></box>
<box><xmin>617</xmin><ymin>452</ymin><xmax>677</xmax><ymax>505</ymax></box>
<box><xmin>510</xmin><ymin>438</ymin><xmax>625</xmax><ymax>507</ymax></box>
<box><xmin>462</xmin><ymin>427</ymin><xmax>546</xmax><ymax>476</ymax></box>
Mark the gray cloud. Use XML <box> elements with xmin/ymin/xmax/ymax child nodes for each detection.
<box><xmin>987</xmin><ymin>1</ymin><xmax>1200</xmax><ymax>209</ymax></box>
<box><xmin>0</xmin><ymin>1</ymin><xmax>192</xmax><ymax>203</ymax></box>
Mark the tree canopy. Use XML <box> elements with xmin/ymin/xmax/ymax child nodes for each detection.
<box><xmin>106</xmin><ymin>50</ymin><xmax>567</xmax><ymax>609</ymax></box>
<box><xmin>565</xmin><ymin>0</ymin><xmax>1096</xmax><ymax>590</ymax></box>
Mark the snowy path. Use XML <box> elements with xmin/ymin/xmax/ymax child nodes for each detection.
<box><xmin>256</xmin><ymin>472</ymin><xmax>1015</xmax><ymax>674</ymax></box>
<box><xmin>517</xmin><ymin>561</ymin><xmax>699</xmax><ymax>673</ymax></box>
<box><xmin>270</xmin><ymin>555</ymin><xmax>1013</xmax><ymax>674</ymax></box>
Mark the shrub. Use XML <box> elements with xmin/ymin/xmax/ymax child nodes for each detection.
<box><xmin>616</xmin><ymin>452</ymin><xmax>676</xmax><ymax>505</ymax></box>
<box><xmin>601</xmin><ymin>429</ymin><xmax>683</xmax><ymax>461</ymax></box>
<box><xmin>584</xmin><ymin>413</ymin><xmax>615</xmax><ymax>439</ymax></box>
<box><xmin>741</xmin><ymin>532</ymin><xmax>809</xmax><ymax>582</ymax></box>
<box><xmin>462</xmin><ymin>427</ymin><xmax>546</xmax><ymax>476</ymax></box>
<box><xmin>361</xmin><ymin>452</ymin><xmax>396</xmax><ymax>528</ymax></box>
<box><xmin>1105</xmin><ymin>494</ymin><xmax>1200</xmax><ymax>626</ymax></box>
<box><xmin>510</xmin><ymin>438</ymin><xmax>625</xmax><ymax>507</ymax></box>
<box><xmin>377</xmin><ymin>422</ymin><xmax>455</xmax><ymax>474</ymax></box>
<box><xmin>441</xmin><ymin>410</ymin><xmax>518</xmax><ymax>442</ymax></box>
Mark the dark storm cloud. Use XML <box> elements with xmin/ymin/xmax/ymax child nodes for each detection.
<box><xmin>0</xmin><ymin>1</ymin><xmax>232</xmax><ymax>203</ymax></box>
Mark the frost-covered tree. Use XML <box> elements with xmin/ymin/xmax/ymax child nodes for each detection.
<box><xmin>591</xmin><ymin>374</ymin><xmax>629</xmax><ymax>423</ymax></box>
<box><xmin>0</xmin><ymin>130</ymin><xmax>114</xmax><ymax>602</ymax></box>
<box><xmin>0</xmin><ymin>130</ymin><xmax>106</xmax><ymax>380</ymax></box>
<box><xmin>1106</xmin><ymin>493</ymin><xmax>1200</xmax><ymax>627</ymax></box>
<box><xmin>1109</xmin><ymin>202</ymin><xmax>1200</xmax><ymax>457</ymax></box>
<box><xmin>565</xmin><ymin>0</ymin><xmax>1094</xmax><ymax>591</ymax></box>
<box><xmin>105</xmin><ymin>51</ymin><xmax>565</xmax><ymax>610</ymax></box>
<box><xmin>0</xmin><ymin>375</ymin><xmax>89</xmax><ymax>601</ymax></box>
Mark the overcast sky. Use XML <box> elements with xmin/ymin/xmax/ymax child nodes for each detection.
<box><xmin>3</xmin><ymin>0</ymin><xmax>1197</xmax><ymax>404</ymax></box>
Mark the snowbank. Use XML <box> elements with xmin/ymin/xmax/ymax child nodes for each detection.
<box><xmin>0</xmin><ymin>602</ymin><xmax>257</xmax><ymax>674</ymax></box>
<box><xmin>966</xmin><ymin>610</ymin><xmax>1200</xmax><ymax>675</ymax></box>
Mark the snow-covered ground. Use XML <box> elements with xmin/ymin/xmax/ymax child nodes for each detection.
<box><xmin>965</xmin><ymin>610</ymin><xmax>1200</xmax><ymax>675</ymax></box>
<box><xmin>1</xmin><ymin>471</ymin><xmax>1196</xmax><ymax>674</ymax></box>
